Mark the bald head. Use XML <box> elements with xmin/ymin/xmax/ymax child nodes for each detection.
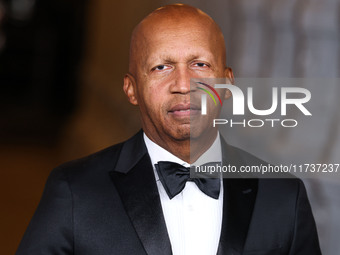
<box><xmin>128</xmin><ymin>4</ymin><xmax>227</xmax><ymax>76</ymax></box>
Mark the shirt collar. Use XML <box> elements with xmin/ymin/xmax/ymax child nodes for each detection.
<box><xmin>143</xmin><ymin>132</ymin><xmax>222</xmax><ymax>169</ymax></box>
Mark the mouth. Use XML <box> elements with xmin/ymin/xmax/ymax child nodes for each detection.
<box><xmin>168</xmin><ymin>103</ymin><xmax>201</xmax><ymax>117</ymax></box>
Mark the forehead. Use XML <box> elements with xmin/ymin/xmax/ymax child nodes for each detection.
<box><xmin>140</xmin><ymin>19</ymin><xmax>223</xmax><ymax>63</ymax></box>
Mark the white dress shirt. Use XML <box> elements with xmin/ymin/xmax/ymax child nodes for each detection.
<box><xmin>144</xmin><ymin>133</ymin><xmax>223</xmax><ymax>255</ymax></box>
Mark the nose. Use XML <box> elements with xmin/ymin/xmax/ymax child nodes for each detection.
<box><xmin>170</xmin><ymin>65</ymin><xmax>191</xmax><ymax>94</ymax></box>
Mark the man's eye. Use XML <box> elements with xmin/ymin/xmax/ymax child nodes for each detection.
<box><xmin>156</xmin><ymin>65</ymin><xmax>165</xmax><ymax>70</ymax></box>
<box><xmin>194</xmin><ymin>62</ymin><xmax>209</xmax><ymax>68</ymax></box>
<box><xmin>153</xmin><ymin>65</ymin><xmax>170</xmax><ymax>71</ymax></box>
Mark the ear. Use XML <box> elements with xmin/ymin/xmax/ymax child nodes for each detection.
<box><xmin>123</xmin><ymin>73</ymin><xmax>138</xmax><ymax>105</ymax></box>
<box><xmin>224</xmin><ymin>67</ymin><xmax>234</xmax><ymax>100</ymax></box>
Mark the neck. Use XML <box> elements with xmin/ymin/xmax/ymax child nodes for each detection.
<box><xmin>144</xmin><ymin>130</ymin><xmax>218</xmax><ymax>164</ymax></box>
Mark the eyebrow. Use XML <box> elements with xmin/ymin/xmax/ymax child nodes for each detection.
<box><xmin>151</xmin><ymin>54</ymin><xmax>206</xmax><ymax>64</ymax></box>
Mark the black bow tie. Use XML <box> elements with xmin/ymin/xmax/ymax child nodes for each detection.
<box><xmin>155</xmin><ymin>161</ymin><xmax>221</xmax><ymax>199</ymax></box>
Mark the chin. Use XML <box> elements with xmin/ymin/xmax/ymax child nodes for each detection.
<box><xmin>168</xmin><ymin>127</ymin><xmax>191</xmax><ymax>141</ymax></box>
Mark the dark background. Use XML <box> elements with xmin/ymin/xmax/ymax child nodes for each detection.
<box><xmin>0</xmin><ymin>0</ymin><xmax>339</xmax><ymax>254</ymax></box>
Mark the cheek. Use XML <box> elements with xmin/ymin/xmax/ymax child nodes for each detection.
<box><xmin>137</xmin><ymin>77</ymin><xmax>172</xmax><ymax>117</ymax></box>
<box><xmin>142</xmin><ymin>91</ymin><xmax>164</xmax><ymax>117</ymax></box>
<box><xmin>143</xmin><ymin>81</ymin><xmax>169</xmax><ymax>106</ymax></box>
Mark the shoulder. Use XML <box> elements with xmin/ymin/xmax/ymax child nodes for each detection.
<box><xmin>42</xmin><ymin>142</ymin><xmax>124</xmax><ymax>194</ymax></box>
<box><xmin>257</xmin><ymin>177</ymin><xmax>304</xmax><ymax>198</ymax></box>
<box><xmin>222</xmin><ymin>141</ymin><xmax>305</xmax><ymax>199</ymax></box>
<box><xmin>57</xmin><ymin>142</ymin><xmax>124</xmax><ymax>174</ymax></box>
<box><xmin>44</xmin><ymin>130</ymin><xmax>146</xmax><ymax>193</ymax></box>
<box><xmin>224</xmin><ymin>142</ymin><xmax>296</xmax><ymax>179</ymax></box>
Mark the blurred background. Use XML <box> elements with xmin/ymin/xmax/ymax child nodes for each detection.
<box><xmin>0</xmin><ymin>0</ymin><xmax>339</xmax><ymax>254</ymax></box>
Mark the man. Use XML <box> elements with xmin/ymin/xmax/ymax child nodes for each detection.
<box><xmin>16</xmin><ymin>4</ymin><xmax>321</xmax><ymax>255</ymax></box>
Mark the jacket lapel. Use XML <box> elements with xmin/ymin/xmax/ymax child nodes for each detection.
<box><xmin>110</xmin><ymin>131</ymin><xmax>172</xmax><ymax>255</ymax></box>
<box><xmin>217</xmin><ymin>139</ymin><xmax>258</xmax><ymax>255</ymax></box>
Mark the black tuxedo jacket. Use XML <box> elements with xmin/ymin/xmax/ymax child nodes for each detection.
<box><xmin>16</xmin><ymin>131</ymin><xmax>321</xmax><ymax>255</ymax></box>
